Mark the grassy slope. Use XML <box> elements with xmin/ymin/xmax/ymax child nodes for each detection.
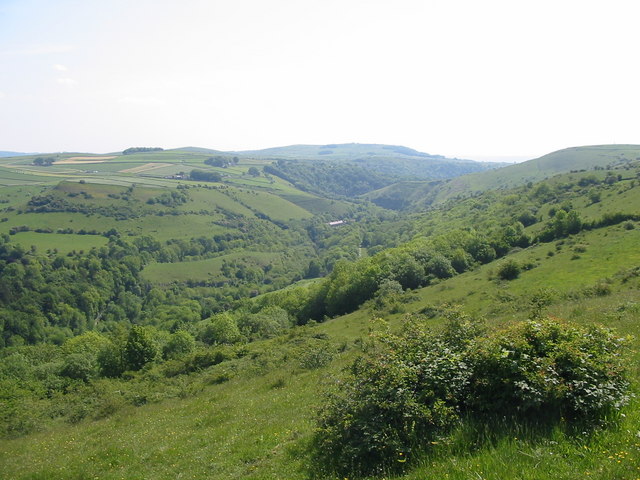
<box><xmin>382</xmin><ymin>145</ymin><xmax>640</xmax><ymax>206</ymax></box>
<box><xmin>0</xmin><ymin>179</ymin><xmax>343</xmax><ymax>252</ymax></box>
<box><xmin>142</xmin><ymin>251</ymin><xmax>281</xmax><ymax>284</ymax></box>
<box><xmin>8</xmin><ymin>232</ymin><xmax>108</xmax><ymax>254</ymax></box>
<box><xmin>416</xmin><ymin>144</ymin><xmax>640</xmax><ymax>207</ymax></box>
<box><xmin>1</xmin><ymin>223</ymin><xmax>638</xmax><ymax>479</ymax></box>
<box><xmin>2</xmin><ymin>149</ymin><xmax>640</xmax><ymax>479</ymax></box>
<box><xmin>236</xmin><ymin>143</ymin><xmax>447</xmax><ymax>161</ymax></box>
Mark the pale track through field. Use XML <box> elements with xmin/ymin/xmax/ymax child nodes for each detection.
<box><xmin>55</xmin><ymin>156</ymin><xmax>117</xmax><ymax>164</ymax></box>
<box><xmin>119</xmin><ymin>163</ymin><xmax>173</xmax><ymax>173</ymax></box>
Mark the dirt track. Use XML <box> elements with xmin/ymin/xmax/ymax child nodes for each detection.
<box><xmin>56</xmin><ymin>156</ymin><xmax>117</xmax><ymax>164</ymax></box>
<box><xmin>119</xmin><ymin>163</ymin><xmax>172</xmax><ymax>173</ymax></box>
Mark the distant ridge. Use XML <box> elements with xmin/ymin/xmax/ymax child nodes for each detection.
<box><xmin>233</xmin><ymin>143</ymin><xmax>476</xmax><ymax>163</ymax></box>
<box><xmin>365</xmin><ymin>144</ymin><xmax>640</xmax><ymax>210</ymax></box>
<box><xmin>0</xmin><ymin>151</ymin><xmax>35</xmax><ymax>157</ymax></box>
<box><xmin>172</xmin><ymin>146</ymin><xmax>224</xmax><ymax>154</ymax></box>
<box><xmin>438</xmin><ymin>144</ymin><xmax>640</xmax><ymax>197</ymax></box>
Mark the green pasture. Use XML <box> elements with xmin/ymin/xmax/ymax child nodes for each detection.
<box><xmin>9</xmin><ymin>231</ymin><xmax>109</xmax><ymax>254</ymax></box>
<box><xmin>176</xmin><ymin>187</ymin><xmax>254</xmax><ymax>216</ymax></box>
<box><xmin>281</xmin><ymin>193</ymin><xmax>352</xmax><ymax>216</ymax></box>
<box><xmin>0</xmin><ymin>212</ymin><xmax>232</xmax><ymax>242</ymax></box>
<box><xmin>405</xmin><ymin>224</ymin><xmax>640</xmax><ymax>318</ymax></box>
<box><xmin>119</xmin><ymin>214</ymin><xmax>232</xmax><ymax>242</ymax></box>
<box><xmin>55</xmin><ymin>181</ymin><xmax>129</xmax><ymax>198</ymax></box>
<box><xmin>0</xmin><ymin>167</ymin><xmax>58</xmax><ymax>185</ymax></box>
<box><xmin>76</xmin><ymin>162</ymin><xmax>148</xmax><ymax>173</ymax></box>
<box><xmin>0</xmin><ymin>185</ymin><xmax>47</xmax><ymax>206</ymax></box>
<box><xmin>0</xmin><ymin>212</ymin><xmax>115</xmax><ymax>235</ymax></box>
<box><xmin>142</xmin><ymin>251</ymin><xmax>280</xmax><ymax>284</ymax></box>
<box><xmin>229</xmin><ymin>189</ymin><xmax>312</xmax><ymax>221</ymax></box>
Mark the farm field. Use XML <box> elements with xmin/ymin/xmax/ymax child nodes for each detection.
<box><xmin>142</xmin><ymin>251</ymin><xmax>282</xmax><ymax>284</ymax></box>
<box><xmin>9</xmin><ymin>232</ymin><xmax>109</xmax><ymax>254</ymax></box>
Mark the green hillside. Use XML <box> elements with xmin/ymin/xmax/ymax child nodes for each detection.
<box><xmin>433</xmin><ymin>144</ymin><xmax>640</xmax><ymax>201</ymax></box>
<box><xmin>367</xmin><ymin>144</ymin><xmax>640</xmax><ymax>210</ymax></box>
<box><xmin>238</xmin><ymin>142</ymin><xmax>456</xmax><ymax>160</ymax></box>
<box><xmin>0</xmin><ymin>145</ymin><xmax>639</xmax><ymax>479</ymax></box>
<box><xmin>240</xmin><ymin>143</ymin><xmax>499</xmax><ymax>181</ymax></box>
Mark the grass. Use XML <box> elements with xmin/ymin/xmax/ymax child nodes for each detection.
<box><xmin>0</xmin><ymin>333</ymin><xmax>333</xmax><ymax>480</ymax></box>
<box><xmin>177</xmin><ymin>187</ymin><xmax>254</xmax><ymax>216</ymax></box>
<box><xmin>0</xmin><ymin>212</ymin><xmax>232</xmax><ymax>242</ymax></box>
<box><xmin>227</xmin><ymin>189</ymin><xmax>312</xmax><ymax>221</ymax></box>
<box><xmin>1</xmin><ymin>274</ymin><xmax>638</xmax><ymax>479</ymax></box>
<box><xmin>142</xmin><ymin>252</ymin><xmax>281</xmax><ymax>284</ymax></box>
<box><xmin>434</xmin><ymin>144</ymin><xmax>640</xmax><ymax>203</ymax></box>
<box><xmin>8</xmin><ymin>232</ymin><xmax>108</xmax><ymax>254</ymax></box>
<box><xmin>398</xmin><ymin>405</ymin><xmax>640</xmax><ymax>480</ymax></box>
<box><xmin>0</xmin><ymin>166</ymin><xmax>58</xmax><ymax>185</ymax></box>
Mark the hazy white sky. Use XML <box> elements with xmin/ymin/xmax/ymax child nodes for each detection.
<box><xmin>1</xmin><ymin>0</ymin><xmax>639</xmax><ymax>160</ymax></box>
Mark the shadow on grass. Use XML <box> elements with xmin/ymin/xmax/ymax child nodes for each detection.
<box><xmin>304</xmin><ymin>409</ymin><xmax>626</xmax><ymax>480</ymax></box>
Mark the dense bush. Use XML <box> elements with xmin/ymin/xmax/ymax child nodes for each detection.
<box><xmin>313</xmin><ymin>314</ymin><xmax>630</xmax><ymax>476</ymax></box>
<box><xmin>313</xmin><ymin>314</ymin><xmax>476</xmax><ymax>475</ymax></box>
<box><xmin>190</xmin><ymin>169</ymin><xmax>222</xmax><ymax>182</ymax></box>
<box><xmin>467</xmin><ymin>319</ymin><xmax>630</xmax><ymax>417</ymax></box>
<box><xmin>123</xmin><ymin>326</ymin><xmax>159</xmax><ymax>371</ymax></box>
<box><xmin>497</xmin><ymin>259</ymin><xmax>521</xmax><ymax>280</ymax></box>
<box><xmin>196</xmin><ymin>313</ymin><xmax>241</xmax><ymax>345</ymax></box>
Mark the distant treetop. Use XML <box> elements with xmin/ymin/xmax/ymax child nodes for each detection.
<box><xmin>122</xmin><ymin>147</ymin><xmax>164</xmax><ymax>155</ymax></box>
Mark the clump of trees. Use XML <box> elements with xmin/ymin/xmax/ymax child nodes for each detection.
<box><xmin>122</xmin><ymin>147</ymin><xmax>163</xmax><ymax>155</ymax></box>
<box><xmin>32</xmin><ymin>156</ymin><xmax>55</xmax><ymax>166</ymax></box>
<box><xmin>204</xmin><ymin>156</ymin><xmax>238</xmax><ymax>167</ymax></box>
<box><xmin>313</xmin><ymin>313</ymin><xmax>630</xmax><ymax>476</ymax></box>
<box><xmin>264</xmin><ymin>159</ymin><xmax>392</xmax><ymax>197</ymax></box>
<box><xmin>190</xmin><ymin>170</ymin><xmax>222</xmax><ymax>182</ymax></box>
<box><xmin>257</xmin><ymin>222</ymin><xmax>532</xmax><ymax>322</ymax></box>
<box><xmin>146</xmin><ymin>190</ymin><xmax>189</xmax><ymax>207</ymax></box>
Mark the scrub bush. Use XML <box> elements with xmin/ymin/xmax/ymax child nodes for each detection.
<box><xmin>314</xmin><ymin>314</ymin><xmax>630</xmax><ymax>476</ymax></box>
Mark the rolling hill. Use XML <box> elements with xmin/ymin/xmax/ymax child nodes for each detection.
<box><xmin>1</xmin><ymin>143</ymin><xmax>640</xmax><ymax>479</ymax></box>
<box><xmin>237</xmin><ymin>142</ymin><xmax>501</xmax><ymax>181</ymax></box>
<box><xmin>433</xmin><ymin>144</ymin><xmax>640</xmax><ymax>199</ymax></box>
<box><xmin>366</xmin><ymin>144</ymin><xmax>640</xmax><ymax>210</ymax></box>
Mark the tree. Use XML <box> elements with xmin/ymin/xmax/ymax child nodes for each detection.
<box><xmin>123</xmin><ymin>325</ymin><xmax>158</xmax><ymax>371</ymax></box>
<box><xmin>497</xmin><ymin>259</ymin><xmax>521</xmax><ymax>280</ymax></box>
<box><xmin>427</xmin><ymin>254</ymin><xmax>455</xmax><ymax>279</ymax></box>
<box><xmin>190</xmin><ymin>169</ymin><xmax>222</xmax><ymax>182</ymax></box>
<box><xmin>33</xmin><ymin>157</ymin><xmax>54</xmax><ymax>166</ymax></box>
<box><xmin>122</xmin><ymin>147</ymin><xmax>163</xmax><ymax>155</ymax></box>
<box><xmin>247</xmin><ymin>166</ymin><xmax>260</xmax><ymax>177</ymax></box>
<box><xmin>163</xmin><ymin>330</ymin><xmax>195</xmax><ymax>359</ymax></box>
<box><xmin>205</xmin><ymin>156</ymin><xmax>228</xmax><ymax>167</ymax></box>
<box><xmin>61</xmin><ymin>353</ymin><xmax>98</xmax><ymax>381</ymax></box>
<box><xmin>197</xmin><ymin>313</ymin><xmax>241</xmax><ymax>345</ymax></box>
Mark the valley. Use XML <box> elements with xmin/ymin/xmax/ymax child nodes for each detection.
<box><xmin>0</xmin><ymin>144</ymin><xmax>639</xmax><ymax>479</ymax></box>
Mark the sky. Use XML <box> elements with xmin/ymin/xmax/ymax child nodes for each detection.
<box><xmin>1</xmin><ymin>0</ymin><xmax>639</xmax><ymax>161</ymax></box>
